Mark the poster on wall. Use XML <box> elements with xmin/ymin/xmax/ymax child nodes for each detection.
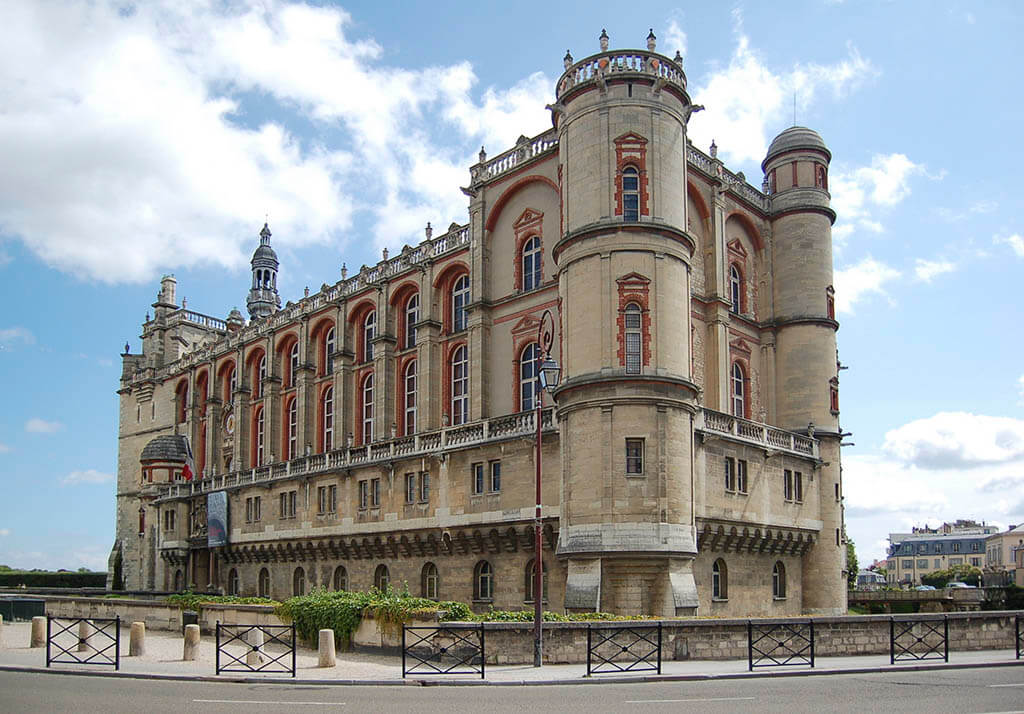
<box><xmin>207</xmin><ymin>491</ymin><xmax>228</xmax><ymax>548</ymax></box>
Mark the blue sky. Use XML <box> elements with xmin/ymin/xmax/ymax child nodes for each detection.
<box><xmin>0</xmin><ymin>1</ymin><xmax>1022</xmax><ymax>572</ymax></box>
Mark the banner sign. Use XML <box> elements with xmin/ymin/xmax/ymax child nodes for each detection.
<box><xmin>207</xmin><ymin>491</ymin><xmax>228</xmax><ymax>548</ymax></box>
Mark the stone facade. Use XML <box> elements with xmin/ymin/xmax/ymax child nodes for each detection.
<box><xmin>111</xmin><ymin>31</ymin><xmax>847</xmax><ymax>617</ymax></box>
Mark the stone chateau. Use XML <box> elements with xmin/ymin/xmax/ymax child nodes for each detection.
<box><xmin>111</xmin><ymin>29</ymin><xmax>848</xmax><ymax>617</ymax></box>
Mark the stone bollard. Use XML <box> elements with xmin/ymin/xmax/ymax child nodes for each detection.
<box><xmin>318</xmin><ymin>629</ymin><xmax>336</xmax><ymax>668</ymax></box>
<box><xmin>183</xmin><ymin>624</ymin><xmax>200</xmax><ymax>661</ymax></box>
<box><xmin>246</xmin><ymin>627</ymin><xmax>265</xmax><ymax>667</ymax></box>
<box><xmin>30</xmin><ymin>616</ymin><xmax>46</xmax><ymax>648</ymax></box>
<box><xmin>129</xmin><ymin>622</ymin><xmax>146</xmax><ymax>657</ymax></box>
<box><xmin>0</xmin><ymin>614</ymin><xmax>4</xmax><ymax>648</ymax></box>
<box><xmin>78</xmin><ymin>620</ymin><xmax>92</xmax><ymax>652</ymax></box>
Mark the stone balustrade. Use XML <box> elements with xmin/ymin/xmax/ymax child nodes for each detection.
<box><xmin>557</xmin><ymin>50</ymin><xmax>687</xmax><ymax>100</ymax></box>
<box><xmin>696</xmin><ymin>408</ymin><xmax>818</xmax><ymax>459</ymax></box>
<box><xmin>471</xmin><ymin>129</ymin><xmax>558</xmax><ymax>184</ymax></box>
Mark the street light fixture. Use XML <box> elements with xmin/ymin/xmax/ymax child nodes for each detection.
<box><xmin>533</xmin><ymin>310</ymin><xmax>559</xmax><ymax>667</ymax></box>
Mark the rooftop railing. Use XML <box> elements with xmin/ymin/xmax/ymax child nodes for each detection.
<box><xmin>556</xmin><ymin>50</ymin><xmax>687</xmax><ymax>100</ymax></box>
<box><xmin>695</xmin><ymin>408</ymin><xmax>818</xmax><ymax>459</ymax></box>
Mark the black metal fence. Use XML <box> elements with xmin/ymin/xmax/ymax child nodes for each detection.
<box><xmin>46</xmin><ymin>615</ymin><xmax>120</xmax><ymax>670</ymax></box>
<box><xmin>586</xmin><ymin>623</ymin><xmax>662</xmax><ymax>676</ymax></box>
<box><xmin>890</xmin><ymin>616</ymin><xmax>948</xmax><ymax>664</ymax></box>
<box><xmin>402</xmin><ymin>624</ymin><xmax>485</xmax><ymax>679</ymax></box>
<box><xmin>748</xmin><ymin>619</ymin><xmax>815</xmax><ymax>670</ymax></box>
<box><xmin>215</xmin><ymin>623</ymin><xmax>296</xmax><ymax>677</ymax></box>
<box><xmin>1015</xmin><ymin>615</ymin><xmax>1022</xmax><ymax>660</ymax></box>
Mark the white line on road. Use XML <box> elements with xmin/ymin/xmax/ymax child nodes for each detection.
<box><xmin>989</xmin><ymin>683</ymin><xmax>1024</xmax><ymax>687</ymax></box>
<box><xmin>625</xmin><ymin>697</ymin><xmax>757</xmax><ymax>704</ymax></box>
<box><xmin>193</xmin><ymin>700</ymin><xmax>345</xmax><ymax>706</ymax></box>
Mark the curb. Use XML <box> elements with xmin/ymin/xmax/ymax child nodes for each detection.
<box><xmin>1</xmin><ymin>658</ymin><xmax>1021</xmax><ymax>686</ymax></box>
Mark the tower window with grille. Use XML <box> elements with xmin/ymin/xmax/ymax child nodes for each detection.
<box><xmin>622</xmin><ymin>167</ymin><xmax>640</xmax><ymax>222</ymax></box>
<box><xmin>624</xmin><ymin>303</ymin><xmax>642</xmax><ymax>374</ymax></box>
<box><xmin>625</xmin><ymin>438</ymin><xmax>644</xmax><ymax>475</ymax></box>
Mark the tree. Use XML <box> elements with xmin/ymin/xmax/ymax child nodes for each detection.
<box><xmin>845</xmin><ymin>530</ymin><xmax>858</xmax><ymax>588</ymax></box>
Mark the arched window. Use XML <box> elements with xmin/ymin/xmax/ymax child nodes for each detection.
<box><xmin>293</xmin><ymin>566</ymin><xmax>305</xmax><ymax>596</ymax></box>
<box><xmin>421</xmin><ymin>562</ymin><xmax>439</xmax><ymax>600</ymax></box>
<box><xmin>254</xmin><ymin>354</ymin><xmax>267</xmax><ymax>399</ymax></box>
<box><xmin>450</xmin><ymin>345</ymin><xmax>468</xmax><ymax>426</ymax></box>
<box><xmin>289</xmin><ymin>342</ymin><xmax>300</xmax><ymax>387</ymax></box>
<box><xmin>258</xmin><ymin>567</ymin><xmax>270</xmax><ymax>598</ymax></box>
<box><xmin>175</xmin><ymin>382</ymin><xmax>188</xmax><ymax>424</ymax></box>
<box><xmin>522</xmin><ymin>236</ymin><xmax>542</xmax><ymax>291</ymax></box>
<box><xmin>520</xmin><ymin>343</ymin><xmax>539</xmax><ymax>412</ymax></box>
<box><xmin>729</xmin><ymin>265</ymin><xmax>742</xmax><ymax>314</ymax></box>
<box><xmin>224</xmin><ymin>365</ymin><xmax>236</xmax><ymax>402</ymax></box>
<box><xmin>286</xmin><ymin>398</ymin><xmax>297</xmax><ymax>459</ymax></box>
<box><xmin>452</xmin><ymin>275</ymin><xmax>470</xmax><ymax>332</ymax></box>
<box><xmin>374</xmin><ymin>564</ymin><xmax>390</xmax><ymax>590</ymax></box>
<box><xmin>731</xmin><ymin>362</ymin><xmax>746</xmax><ymax>418</ymax></box>
<box><xmin>712</xmin><ymin>559</ymin><xmax>728</xmax><ymax>600</ymax></box>
<box><xmin>333</xmin><ymin>565</ymin><xmax>348</xmax><ymax>591</ymax></box>
<box><xmin>253</xmin><ymin>406</ymin><xmax>265</xmax><ymax>466</ymax></box>
<box><xmin>322</xmin><ymin>387</ymin><xmax>334</xmax><ymax>452</ymax></box>
<box><xmin>324</xmin><ymin>327</ymin><xmax>335</xmax><ymax>375</ymax></box>
<box><xmin>363</xmin><ymin>310</ymin><xmax>376</xmax><ymax>363</ymax></box>
<box><xmin>360</xmin><ymin>373</ymin><xmax>374</xmax><ymax>444</ymax></box>
<box><xmin>622</xmin><ymin>166</ymin><xmax>640</xmax><ymax>222</ymax></box>
<box><xmin>405</xmin><ymin>294</ymin><xmax>419</xmax><ymax>350</ymax></box>
<box><xmin>773</xmin><ymin>561</ymin><xmax>787</xmax><ymax>599</ymax></box>
<box><xmin>173</xmin><ymin>569</ymin><xmax>184</xmax><ymax>592</ymax></box>
<box><xmin>473</xmin><ymin>560</ymin><xmax>493</xmax><ymax>601</ymax></box>
<box><xmin>525</xmin><ymin>558</ymin><xmax>548</xmax><ymax>603</ymax></box>
<box><xmin>403</xmin><ymin>360</ymin><xmax>417</xmax><ymax>435</ymax></box>
<box><xmin>624</xmin><ymin>303</ymin><xmax>642</xmax><ymax>375</ymax></box>
<box><xmin>227</xmin><ymin>568</ymin><xmax>240</xmax><ymax>596</ymax></box>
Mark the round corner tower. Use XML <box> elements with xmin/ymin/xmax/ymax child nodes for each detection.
<box><xmin>762</xmin><ymin>126</ymin><xmax>847</xmax><ymax>614</ymax></box>
<box><xmin>551</xmin><ymin>32</ymin><xmax>701</xmax><ymax>616</ymax></box>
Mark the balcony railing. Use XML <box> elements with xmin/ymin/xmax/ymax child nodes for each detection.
<box><xmin>557</xmin><ymin>50</ymin><xmax>687</xmax><ymax>100</ymax></box>
<box><xmin>695</xmin><ymin>409</ymin><xmax>818</xmax><ymax>459</ymax></box>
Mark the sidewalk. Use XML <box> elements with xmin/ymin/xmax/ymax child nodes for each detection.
<box><xmin>0</xmin><ymin>621</ymin><xmax>1021</xmax><ymax>685</ymax></box>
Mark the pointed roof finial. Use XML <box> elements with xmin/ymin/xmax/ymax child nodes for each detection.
<box><xmin>674</xmin><ymin>50</ymin><xmax>683</xmax><ymax>64</ymax></box>
<box><xmin>341</xmin><ymin>262</ymin><xmax>347</xmax><ymax>279</ymax></box>
<box><xmin>564</xmin><ymin>49</ymin><xmax>573</xmax><ymax>69</ymax></box>
<box><xmin>710</xmin><ymin>140</ymin><xmax>718</xmax><ymax>159</ymax></box>
<box><xmin>478</xmin><ymin>146</ymin><xmax>487</xmax><ymax>163</ymax></box>
<box><xmin>647</xmin><ymin>29</ymin><xmax>657</xmax><ymax>52</ymax></box>
<box><xmin>599</xmin><ymin>29</ymin><xmax>609</xmax><ymax>51</ymax></box>
<box><xmin>425</xmin><ymin>222</ymin><xmax>433</xmax><ymax>240</ymax></box>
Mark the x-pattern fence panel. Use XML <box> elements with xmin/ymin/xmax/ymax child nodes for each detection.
<box><xmin>748</xmin><ymin>620</ymin><xmax>815</xmax><ymax>670</ymax></box>
<box><xmin>46</xmin><ymin>615</ymin><xmax>120</xmax><ymax>670</ymax></box>
<box><xmin>890</xmin><ymin>616</ymin><xmax>948</xmax><ymax>664</ymax></box>
<box><xmin>402</xmin><ymin>624</ymin><xmax>485</xmax><ymax>679</ymax></box>
<box><xmin>215</xmin><ymin>623</ymin><xmax>296</xmax><ymax>677</ymax></box>
<box><xmin>1017</xmin><ymin>616</ymin><xmax>1023</xmax><ymax>660</ymax></box>
<box><xmin>586</xmin><ymin>623</ymin><xmax>662</xmax><ymax>676</ymax></box>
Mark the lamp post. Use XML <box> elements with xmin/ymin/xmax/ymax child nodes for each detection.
<box><xmin>533</xmin><ymin>309</ymin><xmax>560</xmax><ymax>667</ymax></box>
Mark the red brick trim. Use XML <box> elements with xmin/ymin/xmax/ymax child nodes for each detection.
<box><xmin>512</xmin><ymin>208</ymin><xmax>544</xmax><ymax>291</ymax></box>
<box><xmin>355</xmin><ymin>367</ymin><xmax>374</xmax><ymax>445</ymax></box>
<box><xmin>484</xmin><ymin>175</ymin><xmax>559</xmax><ymax>232</ymax></box>
<box><xmin>197</xmin><ymin>418</ymin><xmax>207</xmax><ymax>477</ymax></box>
<box><xmin>615</xmin><ymin>273</ymin><xmax>652</xmax><ymax>370</ymax></box>
<box><xmin>250</xmin><ymin>404</ymin><xmax>264</xmax><ymax>468</ymax></box>
<box><xmin>395</xmin><ymin>354</ymin><xmax>417</xmax><ymax>436</ymax></box>
<box><xmin>432</xmin><ymin>261</ymin><xmax>471</xmax><ymax>335</ymax></box>
<box><xmin>216</xmin><ymin>359</ymin><xmax>236</xmax><ymax>402</ymax></box>
<box><xmin>826</xmin><ymin>285</ymin><xmax>836</xmax><ymax>320</ymax></box>
<box><xmin>309</xmin><ymin>317</ymin><xmax>336</xmax><ymax>377</ymax></box>
<box><xmin>687</xmin><ymin>179</ymin><xmax>711</xmax><ymax>223</ymax></box>
<box><xmin>791</xmin><ymin>161</ymin><xmax>798</xmax><ymax>188</ymax></box>
<box><xmin>512</xmin><ymin>333</ymin><xmax>540</xmax><ymax>412</ymax></box>
<box><xmin>613</xmin><ymin>132</ymin><xmax>649</xmax><ymax>218</ymax></box>
<box><xmin>728</xmin><ymin>357</ymin><xmax>751</xmax><ymax>420</ymax></box>
<box><xmin>724</xmin><ymin>211</ymin><xmax>764</xmax><ymax>252</ymax></box>
<box><xmin>815</xmin><ymin>163</ymin><xmax>828</xmax><ymax>191</ymax></box>
<box><xmin>442</xmin><ymin>340</ymin><xmax>468</xmax><ymax>425</ymax></box>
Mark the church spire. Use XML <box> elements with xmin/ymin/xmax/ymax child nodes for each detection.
<box><xmin>246</xmin><ymin>222</ymin><xmax>282</xmax><ymax>320</ymax></box>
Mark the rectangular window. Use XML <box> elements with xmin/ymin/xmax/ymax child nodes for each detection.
<box><xmin>359</xmin><ymin>480</ymin><xmax>368</xmax><ymax>510</ymax></box>
<box><xmin>902</xmin><ymin>560</ymin><xmax>913</xmax><ymax>569</ymax></box>
<box><xmin>950</xmin><ymin>557</ymin><xmax>963</xmax><ymax>566</ymax></box>
<box><xmin>737</xmin><ymin>460</ymin><xmax>748</xmax><ymax>494</ymax></box>
<box><xmin>245</xmin><ymin>496</ymin><xmax>261</xmax><ymax>523</ymax></box>
<box><xmin>472</xmin><ymin>463</ymin><xmax>485</xmax><ymax>495</ymax></box>
<box><xmin>420</xmin><ymin>472</ymin><xmax>430</xmax><ymax>502</ymax></box>
<box><xmin>725</xmin><ymin>457</ymin><xmax>736</xmax><ymax>492</ymax></box>
<box><xmin>934</xmin><ymin>543</ymin><xmax>942</xmax><ymax>553</ymax></box>
<box><xmin>489</xmin><ymin>461</ymin><xmax>501</xmax><ymax>492</ymax></box>
<box><xmin>163</xmin><ymin>510</ymin><xmax>176</xmax><ymax>532</ymax></box>
<box><xmin>970</xmin><ymin>557</ymin><xmax>981</xmax><ymax>567</ymax></box>
<box><xmin>783</xmin><ymin>469</ymin><xmax>793</xmax><ymax>501</ymax></box>
<box><xmin>835</xmin><ymin>483</ymin><xmax>840</xmax><ymax>502</ymax></box>
<box><xmin>971</xmin><ymin>542</ymin><xmax>980</xmax><ymax>552</ymax></box>
<box><xmin>405</xmin><ymin>473</ymin><xmax>416</xmax><ymax>504</ymax></box>
<box><xmin>794</xmin><ymin>472</ymin><xmax>803</xmax><ymax>502</ymax></box>
<box><xmin>918</xmin><ymin>544</ymin><xmax>927</xmax><ymax>554</ymax></box>
<box><xmin>952</xmin><ymin>543</ymin><xmax>961</xmax><ymax>553</ymax></box>
<box><xmin>318</xmin><ymin>485</ymin><xmax>337</xmax><ymax>514</ymax></box>
<box><xmin>625</xmin><ymin>439</ymin><xmax>644</xmax><ymax>475</ymax></box>
<box><xmin>934</xmin><ymin>559</ymin><xmax>941</xmax><ymax>569</ymax></box>
<box><xmin>279</xmin><ymin>491</ymin><xmax>296</xmax><ymax>519</ymax></box>
<box><xmin>371</xmin><ymin>477</ymin><xmax>381</xmax><ymax>507</ymax></box>
<box><xmin>916</xmin><ymin>559</ymin><xmax>928</xmax><ymax>569</ymax></box>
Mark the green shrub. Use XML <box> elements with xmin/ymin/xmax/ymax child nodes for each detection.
<box><xmin>0</xmin><ymin>571</ymin><xmax>106</xmax><ymax>588</ymax></box>
<box><xmin>164</xmin><ymin>592</ymin><xmax>279</xmax><ymax>612</ymax></box>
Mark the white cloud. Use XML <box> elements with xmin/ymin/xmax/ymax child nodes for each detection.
<box><xmin>25</xmin><ymin>418</ymin><xmax>62</xmax><ymax>434</ymax></box>
<box><xmin>883</xmin><ymin>412</ymin><xmax>1024</xmax><ymax>469</ymax></box>
<box><xmin>833</xmin><ymin>256</ymin><xmax>900</xmax><ymax>314</ymax></box>
<box><xmin>0</xmin><ymin>326</ymin><xmax>35</xmax><ymax>349</ymax></box>
<box><xmin>913</xmin><ymin>258</ymin><xmax>956</xmax><ymax>283</ymax></box>
<box><xmin>663</xmin><ymin>19</ymin><xmax>688</xmax><ymax>59</ymax></box>
<box><xmin>62</xmin><ymin>469</ymin><xmax>114</xmax><ymax>486</ymax></box>
<box><xmin>0</xmin><ymin>1</ymin><xmax>554</xmax><ymax>283</ymax></box>
<box><xmin>0</xmin><ymin>529</ymin><xmax>9</xmax><ymax>537</ymax></box>
<box><xmin>829</xmin><ymin>153</ymin><xmax>925</xmax><ymax>245</ymax></box>
<box><xmin>995</xmin><ymin>233</ymin><xmax>1024</xmax><ymax>258</ymax></box>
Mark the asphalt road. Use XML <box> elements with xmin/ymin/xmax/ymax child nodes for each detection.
<box><xmin>2</xmin><ymin>667</ymin><xmax>1023</xmax><ymax>713</ymax></box>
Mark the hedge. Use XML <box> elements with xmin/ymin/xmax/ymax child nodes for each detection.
<box><xmin>0</xmin><ymin>572</ymin><xmax>107</xmax><ymax>588</ymax></box>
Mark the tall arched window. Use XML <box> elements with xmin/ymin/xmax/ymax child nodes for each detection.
<box><xmin>450</xmin><ymin>345</ymin><xmax>468</xmax><ymax>426</ymax></box>
<box><xmin>224</xmin><ymin>365</ymin><xmax>236</xmax><ymax>402</ymax></box>
<box><xmin>324</xmin><ymin>327</ymin><xmax>335</xmax><ymax>375</ymax></box>
<box><xmin>520</xmin><ymin>343</ymin><xmax>539</xmax><ymax>411</ymax></box>
<box><xmin>175</xmin><ymin>382</ymin><xmax>188</xmax><ymax>423</ymax></box>
<box><xmin>227</xmin><ymin>568</ymin><xmax>240</xmax><ymax>596</ymax></box>
<box><xmin>322</xmin><ymin>387</ymin><xmax>334</xmax><ymax>452</ymax></box>
<box><xmin>522</xmin><ymin>236</ymin><xmax>542</xmax><ymax>291</ymax></box>
<box><xmin>525</xmin><ymin>558</ymin><xmax>548</xmax><ymax>603</ymax></box>
<box><xmin>405</xmin><ymin>294</ymin><xmax>419</xmax><ymax>350</ymax></box>
<box><xmin>374</xmin><ymin>564</ymin><xmax>389</xmax><ymax>590</ymax></box>
<box><xmin>361</xmin><ymin>373</ymin><xmax>374</xmax><ymax>444</ymax></box>
<box><xmin>363</xmin><ymin>311</ymin><xmax>376</xmax><ymax>363</ymax></box>
<box><xmin>293</xmin><ymin>566</ymin><xmax>306</xmax><ymax>596</ymax></box>
<box><xmin>174</xmin><ymin>569</ymin><xmax>184</xmax><ymax>591</ymax></box>
<box><xmin>421</xmin><ymin>562</ymin><xmax>439</xmax><ymax>600</ymax></box>
<box><xmin>729</xmin><ymin>265</ymin><xmax>742</xmax><ymax>314</ymax></box>
<box><xmin>473</xmin><ymin>560</ymin><xmax>493</xmax><ymax>601</ymax></box>
<box><xmin>731</xmin><ymin>362</ymin><xmax>746</xmax><ymax>418</ymax></box>
<box><xmin>712</xmin><ymin>558</ymin><xmax>728</xmax><ymax>600</ymax></box>
<box><xmin>289</xmin><ymin>342</ymin><xmax>300</xmax><ymax>387</ymax></box>
<box><xmin>452</xmin><ymin>275</ymin><xmax>470</xmax><ymax>332</ymax></box>
<box><xmin>258</xmin><ymin>567</ymin><xmax>270</xmax><ymax>598</ymax></box>
<box><xmin>403</xmin><ymin>360</ymin><xmax>417</xmax><ymax>435</ymax></box>
<box><xmin>622</xmin><ymin>166</ymin><xmax>640</xmax><ymax>222</ymax></box>
<box><xmin>254</xmin><ymin>354</ymin><xmax>266</xmax><ymax>399</ymax></box>
<box><xmin>624</xmin><ymin>303</ymin><xmax>642</xmax><ymax>375</ymax></box>
<box><xmin>333</xmin><ymin>565</ymin><xmax>348</xmax><ymax>591</ymax></box>
<box><xmin>254</xmin><ymin>406</ymin><xmax>265</xmax><ymax>466</ymax></box>
<box><xmin>285</xmin><ymin>398</ymin><xmax>298</xmax><ymax>460</ymax></box>
<box><xmin>772</xmin><ymin>561</ymin><xmax>787</xmax><ymax>599</ymax></box>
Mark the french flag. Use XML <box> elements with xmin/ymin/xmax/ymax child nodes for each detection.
<box><xmin>182</xmin><ymin>437</ymin><xmax>196</xmax><ymax>481</ymax></box>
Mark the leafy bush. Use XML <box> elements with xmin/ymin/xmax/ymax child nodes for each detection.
<box><xmin>164</xmin><ymin>592</ymin><xmax>279</xmax><ymax>612</ymax></box>
<box><xmin>0</xmin><ymin>571</ymin><xmax>106</xmax><ymax>588</ymax></box>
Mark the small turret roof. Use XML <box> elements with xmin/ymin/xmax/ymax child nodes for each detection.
<box><xmin>763</xmin><ymin>126</ymin><xmax>831</xmax><ymax>169</ymax></box>
<box><xmin>140</xmin><ymin>434</ymin><xmax>188</xmax><ymax>463</ymax></box>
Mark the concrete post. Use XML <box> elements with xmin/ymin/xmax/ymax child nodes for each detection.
<box><xmin>183</xmin><ymin>623</ymin><xmax>200</xmax><ymax>661</ymax></box>
<box><xmin>246</xmin><ymin>627</ymin><xmax>265</xmax><ymax>667</ymax></box>
<box><xmin>30</xmin><ymin>616</ymin><xmax>46</xmax><ymax>648</ymax></box>
<box><xmin>0</xmin><ymin>614</ymin><xmax>4</xmax><ymax>648</ymax></box>
<box><xmin>78</xmin><ymin>620</ymin><xmax>94</xmax><ymax>652</ymax></box>
<box><xmin>129</xmin><ymin>622</ymin><xmax>146</xmax><ymax>657</ymax></box>
<box><xmin>318</xmin><ymin>629</ymin><xmax>336</xmax><ymax>667</ymax></box>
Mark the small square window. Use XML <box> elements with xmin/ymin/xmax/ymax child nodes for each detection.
<box><xmin>625</xmin><ymin>439</ymin><xmax>644</xmax><ymax>475</ymax></box>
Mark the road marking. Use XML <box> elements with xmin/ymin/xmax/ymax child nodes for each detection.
<box><xmin>193</xmin><ymin>700</ymin><xmax>345</xmax><ymax>706</ymax></box>
<box><xmin>989</xmin><ymin>683</ymin><xmax>1024</xmax><ymax>687</ymax></box>
<box><xmin>625</xmin><ymin>697</ymin><xmax>756</xmax><ymax>704</ymax></box>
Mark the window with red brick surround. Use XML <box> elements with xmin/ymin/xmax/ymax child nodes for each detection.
<box><xmin>615</xmin><ymin>273</ymin><xmax>652</xmax><ymax>372</ymax></box>
<box><xmin>613</xmin><ymin>133</ymin><xmax>649</xmax><ymax>220</ymax></box>
<box><xmin>512</xmin><ymin>208</ymin><xmax>544</xmax><ymax>291</ymax></box>
<box><xmin>826</xmin><ymin>285</ymin><xmax>835</xmax><ymax>320</ymax></box>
